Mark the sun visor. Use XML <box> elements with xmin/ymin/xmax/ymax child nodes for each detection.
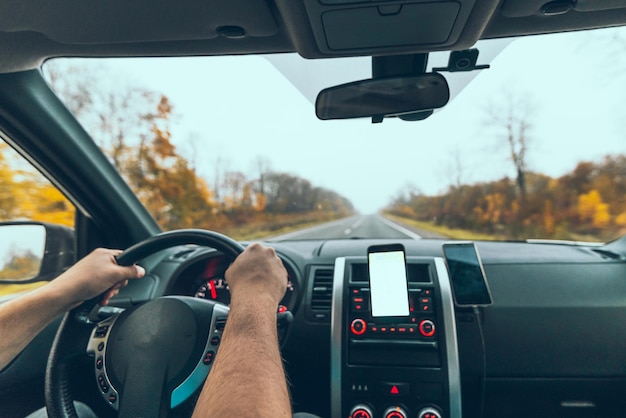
<box><xmin>0</xmin><ymin>0</ymin><xmax>278</xmax><ymax>44</ymax></box>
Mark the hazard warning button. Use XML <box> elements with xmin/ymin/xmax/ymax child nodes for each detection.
<box><xmin>380</xmin><ymin>382</ymin><xmax>409</xmax><ymax>396</ymax></box>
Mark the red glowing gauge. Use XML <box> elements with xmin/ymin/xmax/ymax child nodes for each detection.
<box><xmin>194</xmin><ymin>277</ymin><xmax>295</xmax><ymax>308</ymax></box>
<box><xmin>193</xmin><ymin>256</ymin><xmax>297</xmax><ymax>310</ymax></box>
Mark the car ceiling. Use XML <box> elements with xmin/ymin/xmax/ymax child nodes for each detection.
<box><xmin>1</xmin><ymin>0</ymin><xmax>626</xmax><ymax>74</ymax></box>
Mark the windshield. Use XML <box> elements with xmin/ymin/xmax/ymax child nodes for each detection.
<box><xmin>44</xmin><ymin>27</ymin><xmax>626</xmax><ymax>242</ymax></box>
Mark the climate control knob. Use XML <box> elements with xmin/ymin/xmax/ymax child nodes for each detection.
<box><xmin>417</xmin><ymin>406</ymin><xmax>442</xmax><ymax>418</ymax></box>
<box><xmin>349</xmin><ymin>404</ymin><xmax>373</xmax><ymax>418</ymax></box>
<box><xmin>419</xmin><ymin>319</ymin><xmax>436</xmax><ymax>337</ymax></box>
<box><xmin>382</xmin><ymin>406</ymin><xmax>408</xmax><ymax>418</ymax></box>
<box><xmin>350</xmin><ymin>318</ymin><xmax>367</xmax><ymax>335</ymax></box>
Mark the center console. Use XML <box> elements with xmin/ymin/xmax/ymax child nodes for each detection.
<box><xmin>331</xmin><ymin>257</ymin><xmax>461</xmax><ymax>418</ymax></box>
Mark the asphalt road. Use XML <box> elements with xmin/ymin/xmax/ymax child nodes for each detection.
<box><xmin>269</xmin><ymin>214</ymin><xmax>443</xmax><ymax>241</ymax></box>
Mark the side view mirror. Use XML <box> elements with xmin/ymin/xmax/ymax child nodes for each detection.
<box><xmin>0</xmin><ymin>222</ymin><xmax>75</xmax><ymax>284</ymax></box>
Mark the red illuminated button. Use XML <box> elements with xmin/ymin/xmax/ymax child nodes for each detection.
<box><xmin>203</xmin><ymin>351</ymin><xmax>215</xmax><ymax>365</ymax></box>
<box><xmin>417</xmin><ymin>407</ymin><xmax>442</xmax><ymax>418</ymax></box>
<box><xmin>349</xmin><ymin>404</ymin><xmax>373</xmax><ymax>418</ymax></box>
<box><xmin>350</xmin><ymin>319</ymin><xmax>367</xmax><ymax>336</ymax></box>
<box><xmin>419</xmin><ymin>319</ymin><xmax>436</xmax><ymax>337</ymax></box>
<box><xmin>383</xmin><ymin>406</ymin><xmax>408</xmax><ymax>418</ymax></box>
<box><xmin>381</xmin><ymin>382</ymin><xmax>409</xmax><ymax>396</ymax></box>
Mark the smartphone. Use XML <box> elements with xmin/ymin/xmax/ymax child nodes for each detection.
<box><xmin>367</xmin><ymin>244</ymin><xmax>410</xmax><ymax>318</ymax></box>
<box><xmin>442</xmin><ymin>242</ymin><xmax>493</xmax><ymax>307</ymax></box>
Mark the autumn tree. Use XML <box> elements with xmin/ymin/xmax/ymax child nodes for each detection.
<box><xmin>0</xmin><ymin>142</ymin><xmax>19</xmax><ymax>220</ymax></box>
<box><xmin>487</xmin><ymin>94</ymin><xmax>534</xmax><ymax>200</ymax></box>
<box><xmin>42</xmin><ymin>61</ymin><xmax>355</xmax><ymax>234</ymax></box>
<box><xmin>0</xmin><ymin>249</ymin><xmax>41</xmax><ymax>281</ymax></box>
<box><xmin>0</xmin><ymin>141</ymin><xmax>75</xmax><ymax>226</ymax></box>
<box><xmin>386</xmin><ymin>153</ymin><xmax>626</xmax><ymax>241</ymax></box>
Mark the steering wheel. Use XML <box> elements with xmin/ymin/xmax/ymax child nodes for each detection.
<box><xmin>45</xmin><ymin>229</ymin><xmax>246</xmax><ymax>418</ymax></box>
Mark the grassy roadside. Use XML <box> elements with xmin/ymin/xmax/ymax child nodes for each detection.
<box><xmin>384</xmin><ymin>213</ymin><xmax>500</xmax><ymax>241</ymax></box>
<box><xmin>224</xmin><ymin>220</ymin><xmax>327</xmax><ymax>241</ymax></box>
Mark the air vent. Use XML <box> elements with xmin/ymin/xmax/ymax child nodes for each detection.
<box><xmin>311</xmin><ymin>268</ymin><xmax>334</xmax><ymax>311</ymax></box>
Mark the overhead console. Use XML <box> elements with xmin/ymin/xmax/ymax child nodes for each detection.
<box><xmin>331</xmin><ymin>254</ymin><xmax>461</xmax><ymax>418</ymax></box>
<box><xmin>296</xmin><ymin>0</ymin><xmax>500</xmax><ymax>57</ymax></box>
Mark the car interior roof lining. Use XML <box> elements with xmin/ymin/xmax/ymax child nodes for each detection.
<box><xmin>0</xmin><ymin>0</ymin><xmax>626</xmax><ymax>74</ymax></box>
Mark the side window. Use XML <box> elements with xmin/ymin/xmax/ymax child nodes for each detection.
<box><xmin>0</xmin><ymin>138</ymin><xmax>75</xmax><ymax>299</ymax></box>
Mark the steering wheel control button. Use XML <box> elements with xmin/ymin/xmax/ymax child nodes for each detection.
<box><xmin>383</xmin><ymin>406</ymin><xmax>407</xmax><ymax>418</ymax></box>
<box><xmin>350</xmin><ymin>318</ymin><xmax>367</xmax><ymax>335</ymax></box>
<box><xmin>94</xmin><ymin>325</ymin><xmax>110</xmax><ymax>338</ymax></box>
<box><xmin>381</xmin><ymin>382</ymin><xmax>409</xmax><ymax>396</ymax></box>
<box><xmin>349</xmin><ymin>404</ymin><xmax>373</xmax><ymax>418</ymax></box>
<box><xmin>203</xmin><ymin>350</ymin><xmax>215</xmax><ymax>365</ymax></box>
<box><xmin>215</xmin><ymin>317</ymin><xmax>227</xmax><ymax>331</ymax></box>
<box><xmin>419</xmin><ymin>319</ymin><xmax>436</xmax><ymax>337</ymax></box>
<box><xmin>96</xmin><ymin>356</ymin><xmax>103</xmax><ymax>370</ymax></box>
<box><xmin>417</xmin><ymin>407</ymin><xmax>442</xmax><ymax>418</ymax></box>
<box><xmin>210</xmin><ymin>335</ymin><xmax>221</xmax><ymax>345</ymax></box>
<box><xmin>97</xmin><ymin>374</ymin><xmax>109</xmax><ymax>393</ymax></box>
<box><xmin>97</xmin><ymin>342</ymin><xmax>105</xmax><ymax>351</ymax></box>
<box><xmin>108</xmin><ymin>393</ymin><xmax>117</xmax><ymax>404</ymax></box>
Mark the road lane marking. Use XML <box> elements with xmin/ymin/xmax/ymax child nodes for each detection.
<box><xmin>267</xmin><ymin>215</ymin><xmax>361</xmax><ymax>241</ymax></box>
<box><xmin>377</xmin><ymin>215</ymin><xmax>422</xmax><ymax>240</ymax></box>
<box><xmin>352</xmin><ymin>218</ymin><xmax>365</xmax><ymax>229</ymax></box>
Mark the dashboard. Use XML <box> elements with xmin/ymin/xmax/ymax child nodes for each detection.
<box><xmin>169</xmin><ymin>251</ymin><xmax>299</xmax><ymax>313</ymax></box>
<box><xmin>116</xmin><ymin>238</ymin><xmax>626</xmax><ymax>418</ymax></box>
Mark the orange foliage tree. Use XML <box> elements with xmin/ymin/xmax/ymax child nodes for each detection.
<box><xmin>386</xmin><ymin>154</ymin><xmax>626</xmax><ymax>241</ymax></box>
<box><xmin>42</xmin><ymin>62</ymin><xmax>354</xmax><ymax>234</ymax></box>
<box><xmin>0</xmin><ymin>141</ymin><xmax>75</xmax><ymax>227</ymax></box>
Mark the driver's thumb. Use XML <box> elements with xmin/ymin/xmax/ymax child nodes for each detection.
<box><xmin>122</xmin><ymin>264</ymin><xmax>146</xmax><ymax>280</ymax></box>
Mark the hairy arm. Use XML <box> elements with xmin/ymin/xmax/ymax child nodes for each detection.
<box><xmin>0</xmin><ymin>248</ymin><xmax>144</xmax><ymax>371</ymax></box>
<box><xmin>192</xmin><ymin>243</ymin><xmax>291</xmax><ymax>418</ymax></box>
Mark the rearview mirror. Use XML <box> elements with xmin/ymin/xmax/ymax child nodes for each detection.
<box><xmin>315</xmin><ymin>73</ymin><xmax>449</xmax><ymax>121</ymax></box>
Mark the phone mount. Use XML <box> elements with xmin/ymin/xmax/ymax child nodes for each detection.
<box><xmin>432</xmin><ymin>48</ymin><xmax>490</xmax><ymax>73</ymax></box>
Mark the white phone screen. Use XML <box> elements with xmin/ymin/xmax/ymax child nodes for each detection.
<box><xmin>368</xmin><ymin>250</ymin><xmax>410</xmax><ymax>317</ymax></box>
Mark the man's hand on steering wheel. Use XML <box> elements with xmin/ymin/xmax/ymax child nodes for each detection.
<box><xmin>226</xmin><ymin>243</ymin><xmax>288</xmax><ymax>309</ymax></box>
<box><xmin>48</xmin><ymin>248</ymin><xmax>146</xmax><ymax>309</ymax></box>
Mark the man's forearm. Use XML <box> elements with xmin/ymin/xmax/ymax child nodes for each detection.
<box><xmin>193</xmin><ymin>298</ymin><xmax>291</xmax><ymax>418</ymax></box>
<box><xmin>0</xmin><ymin>284</ymin><xmax>72</xmax><ymax>371</ymax></box>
